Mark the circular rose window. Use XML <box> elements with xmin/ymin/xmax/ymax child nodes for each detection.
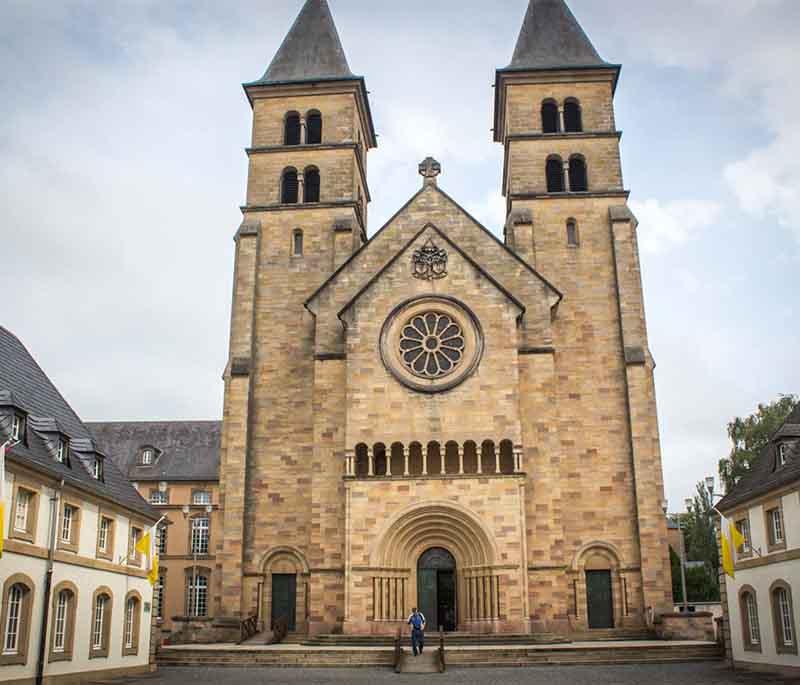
<box><xmin>381</xmin><ymin>297</ymin><xmax>483</xmax><ymax>393</ymax></box>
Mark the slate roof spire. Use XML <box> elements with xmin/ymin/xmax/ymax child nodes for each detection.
<box><xmin>255</xmin><ymin>0</ymin><xmax>355</xmax><ymax>84</ymax></box>
<box><xmin>506</xmin><ymin>0</ymin><xmax>609</xmax><ymax>71</ymax></box>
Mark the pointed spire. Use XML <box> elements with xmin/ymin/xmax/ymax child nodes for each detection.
<box><xmin>256</xmin><ymin>0</ymin><xmax>354</xmax><ymax>84</ymax></box>
<box><xmin>507</xmin><ymin>0</ymin><xmax>608</xmax><ymax>70</ymax></box>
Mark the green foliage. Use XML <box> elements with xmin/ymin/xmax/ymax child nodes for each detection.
<box><xmin>719</xmin><ymin>395</ymin><xmax>797</xmax><ymax>493</ymax></box>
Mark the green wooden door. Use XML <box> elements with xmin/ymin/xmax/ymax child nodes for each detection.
<box><xmin>271</xmin><ymin>574</ymin><xmax>296</xmax><ymax>632</ymax></box>
<box><xmin>418</xmin><ymin>568</ymin><xmax>438</xmax><ymax>631</ymax></box>
<box><xmin>586</xmin><ymin>570</ymin><xmax>614</xmax><ymax>629</ymax></box>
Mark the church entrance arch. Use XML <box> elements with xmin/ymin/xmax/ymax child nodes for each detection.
<box><xmin>417</xmin><ymin>548</ymin><xmax>457</xmax><ymax>632</ymax></box>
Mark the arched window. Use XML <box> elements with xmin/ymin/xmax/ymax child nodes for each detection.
<box><xmin>390</xmin><ymin>442</ymin><xmax>405</xmax><ymax>477</ymax></box>
<box><xmin>546</xmin><ymin>156</ymin><xmax>564</xmax><ymax>193</ymax></box>
<box><xmin>292</xmin><ymin>229</ymin><xmax>303</xmax><ymax>257</ymax></box>
<box><xmin>284</xmin><ymin>112</ymin><xmax>301</xmax><ymax>146</ymax></box>
<box><xmin>281</xmin><ymin>168</ymin><xmax>299</xmax><ymax>204</ymax></box>
<box><xmin>304</xmin><ymin>167</ymin><xmax>320</xmax><ymax>203</ymax></box>
<box><xmin>462</xmin><ymin>441</ymin><xmax>478</xmax><ymax>474</ymax></box>
<box><xmin>355</xmin><ymin>443</ymin><xmax>369</xmax><ymax>478</ymax></box>
<box><xmin>123</xmin><ymin>591</ymin><xmax>142</xmax><ymax>655</ymax></box>
<box><xmin>373</xmin><ymin>443</ymin><xmax>387</xmax><ymax>476</ymax></box>
<box><xmin>567</xmin><ymin>219</ymin><xmax>580</xmax><ymax>247</ymax></box>
<box><xmin>306</xmin><ymin>110</ymin><xmax>322</xmax><ymax>144</ymax></box>
<box><xmin>771</xmin><ymin>581</ymin><xmax>797</xmax><ymax>654</ymax></box>
<box><xmin>569</xmin><ymin>155</ymin><xmax>588</xmax><ymax>192</ymax></box>
<box><xmin>499</xmin><ymin>440</ymin><xmax>515</xmax><ymax>474</ymax></box>
<box><xmin>444</xmin><ymin>441</ymin><xmax>460</xmax><ymax>475</ymax></box>
<box><xmin>541</xmin><ymin>100</ymin><xmax>559</xmax><ymax>134</ymax></box>
<box><xmin>427</xmin><ymin>442</ymin><xmax>442</xmax><ymax>476</ymax></box>
<box><xmin>90</xmin><ymin>588</ymin><xmax>113</xmax><ymax>658</ymax></box>
<box><xmin>50</xmin><ymin>582</ymin><xmax>77</xmax><ymax>661</ymax></box>
<box><xmin>740</xmin><ymin>587</ymin><xmax>761</xmax><ymax>652</ymax></box>
<box><xmin>408</xmin><ymin>442</ymin><xmax>424</xmax><ymax>476</ymax></box>
<box><xmin>1</xmin><ymin>575</ymin><xmax>34</xmax><ymax>666</ymax></box>
<box><xmin>480</xmin><ymin>440</ymin><xmax>496</xmax><ymax>474</ymax></box>
<box><xmin>564</xmin><ymin>99</ymin><xmax>583</xmax><ymax>133</ymax></box>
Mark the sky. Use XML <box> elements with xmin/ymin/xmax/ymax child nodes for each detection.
<box><xmin>1</xmin><ymin>0</ymin><xmax>798</xmax><ymax>512</ymax></box>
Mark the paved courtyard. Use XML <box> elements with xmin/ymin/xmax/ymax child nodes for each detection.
<box><xmin>130</xmin><ymin>663</ymin><xmax>799</xmax><ymax>685</ymax></box>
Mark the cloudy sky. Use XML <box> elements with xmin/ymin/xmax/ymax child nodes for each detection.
<box><xmin>1</xmin><ymin>0</ymin><xmax>798</xmax><ymax>510</ymax></box>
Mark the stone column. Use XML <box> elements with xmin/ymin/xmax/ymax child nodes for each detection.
<box><xmin>297</xmin><ymin>175</ymin><xmax>305</xmax><ymax>204</ymax></box>
<box><xmin>300</xmin><ymin>116</ymin><xmax>307</xmax><ymax>144</ymax></box>
<box><xmin>558</xmin><ymin>106</ymin><xmax>565</xmax><ymax>133</ymax></box>
<box><xmin>514</xmin><ymin>445</ymin><xmax>524</xmax><ymax>473</ymax></box>
<box><xmin>458</xmin><ymin>445</ymin><xmax>464</xmax><ymax>475</ymax></box>
<box><xmin>367</xmin><ymin>447</ymin><xmax>374</xmax><ymax>477</ymax></box>
<box><xmin>403</xmin><ymin>446</ymin><xmax>410</xmax><ymax>477</ymax></box>
<box><xmin>494</xmin><ymin>447</ymin><xmax>501</xmax><ymax>475</ymax></box>
<box><xmin>476</xmin><ymin>448</ymin><xmax>482</xmax><ymax>475</ymax></box>
<box><xmin>386</xmin><ymin>450</ymin><xmax>393</xmax><ymax>477</ymax></box>
<box><xmin>422</xmin><ymin>448</ymin><xmax>428</xmax><ymax>476</ymax></box>
<box><xmin>563</xmin><ymin>160</ymin><xmax>571</xmax><ymax>192</ymax></box>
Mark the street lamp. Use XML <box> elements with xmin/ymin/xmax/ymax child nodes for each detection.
<box><xmin>182</xmin><ymin>504</ymin><xmax>197</xmax><ymax>618</ymax></box>
<box><xmin>663</xmin><ymin>498</ymin><xmax>690</xmax><ymax>613</ymax></box>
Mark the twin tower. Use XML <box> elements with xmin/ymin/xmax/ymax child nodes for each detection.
<box><xmin>216</xmin><ymin>0</ymin><xmax>671</xmax><ymax>637</ymax></box>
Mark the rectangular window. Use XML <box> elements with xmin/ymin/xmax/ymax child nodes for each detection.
<box><xmin>770</xmin><ymin>508</ymin><xmax>784</xmax><ymax>544</ymax></box>
<box><xmin>14</xmin><ymin>490</ymin><xmax>30</xmax><ymax>532</ymax></box>
<box><xmin>779</xmin><ymin>589</ymin><xmax>794</xmax><ymax>646</ymax></box>
<box><xmin>735</xmin><ymin>518</ymin><xmax>752</xmax><ymax>554</ymax></box>
<box><xmin>60</xmin><ymin>505</ymin><xmax>74</xmax><ymax>543</ymax></box>
<box><xmin>149</xmin><ymin>490</ymin><xmax>168</xmax><ymax>505</ymax></box>
<box><xmin>11</xmin><ymin>414</ymin><xmax>24</xmax><ymax>442</ymax></box>
<box><xmin>53</xmin><ymin>593</ymin><xmax>68</xmax><ymax>652</ymax></box>
<box><xmin>186</xmin><ymin>575</ymin><xmax>208</xmax><ymax>617</ymax></box>
<box><xmin>56</xmin><ymin>437</ymin><xmax>69</xmax><ymax>464</ymax></box>
<box><xmin>141</xmin><ymin>449</ymin><xmax>153</xmax><ymax>465</ymax></box>
<box><xmin>92</xmin><ymin>597</ymin><xmax>106</xmax><ymax>649</ymax></box>
<box><xmin>93</xmin><ymin>458</ymin><xmax>104</xmax><ymax>481</ymax></box>
<box><xmin>191</xmin><ymin>517</ymin><xmax>209</xmax><ymax>555</ymax></box>
<box><xmin>156</xmin><ymin>526</ymin><xmax>167</xmax><ymax>555</ymax></box>
<box><xmin>778</xmin><ymin>443</ymin><xmax>790</xmax><ymax>467</ymax></box>
<box><xmin>3</xmin><ymin>586</ymin><xmax>22</xmax><ymax>654</ymax></box>
<box><xmin>98</xmin><ymin>517</ymin><xmax>110</xmax><ymax>553</ymax></box>
<box><xmin>192</xmin><ymin>491</ymin><xmax>211</xmax><ymax>506</ymax></box>
<box><xmin>746</xmin><ymin>594</ymin><xmax>760</xmax><ymax>645</ymax></box>
<box><xmin>154</xmin><ymin>574</ymin><xmax>165</xmax><ymax>620</ymax></box>
<box><xmin>129</xmin><ymin>526</ymin><xmax>141</xmax><ymax>563</ymax></box>
<box><xmin>124</xmin><ymin>599</ymin><xmax>135</xmax><ymax>649</ymax></box>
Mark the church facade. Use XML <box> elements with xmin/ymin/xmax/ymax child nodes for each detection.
<box><xmin>216</xmin><ymin>0</ymin><xmax>673</xmax><ymax>637</ymax></box>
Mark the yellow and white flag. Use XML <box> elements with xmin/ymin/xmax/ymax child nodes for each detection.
<box><xmin>719</xmin><ymin>512</ymin><xmax>747</xmax><ymax>579</ymax></box>
<box><xmin>135</xmin><ymin>518</ymin><xmax>165</xmax><ymax>586</ymax></box>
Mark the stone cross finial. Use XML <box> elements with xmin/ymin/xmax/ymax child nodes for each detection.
<box><xmin>419</xmin><ymin>157</ymin><xmax>442</xmax><ymax>187</ymax></box>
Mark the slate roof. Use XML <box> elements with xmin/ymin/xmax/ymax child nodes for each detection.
<box><xmin>0</xmin><ymin>327</ymin><xmax>158</xmax><ymax>522</ymax></box>
<box><xmin>248</xmin><ymin>0</ymin><xmax>354</xmax><ymax>85</ymax></box>
<box><xmin>717</xmin><ymin>403</ymin><xmax>800</xmax><ymax>512</ymax></box>
<box><xmin>87</xmin><ymin>421</ymin><xmax>220</xmax><ymax>483</ymax></box>
<box><xmin>505</xmin><ymin>0</ymin><xmax>611</xmax><ymax>71</ymax></box>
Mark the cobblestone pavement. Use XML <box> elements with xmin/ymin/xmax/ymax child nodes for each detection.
<box><xmin>130</xmin><ymin>663</ymin><xmax>799</xmax><ymax>685</ymax></box>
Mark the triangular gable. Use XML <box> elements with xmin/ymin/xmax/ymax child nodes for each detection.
<box><xmin>338</xmin><ymin>223</ymin><xmax>526</xmax><ymax>323</ymax></box>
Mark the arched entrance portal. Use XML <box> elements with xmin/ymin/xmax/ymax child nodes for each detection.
<box><xmin>417</xmin><ymin>548</ymin><xmax>457</xmax><ymax>632</ymax></box>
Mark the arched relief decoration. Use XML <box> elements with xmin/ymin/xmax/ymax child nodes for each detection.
<box><xmin>569</xmin><ymin>542</ymin><xmax>627</xmax><ymax>630</ymax></box>
<box><xmin>370</xmin><ymin>500</ymin><xmax>497</xmax><ymax>569</ymax></box>
<box><xmin>259</xmin><ymin>546</ymin><xmax>309</xmax><ymax>635</ymax></box>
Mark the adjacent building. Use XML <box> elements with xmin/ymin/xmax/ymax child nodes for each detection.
<box><xmin>87</xmin><ymin>421</ymin><xmax>221</xmax><ymax>636</ymax></box>
<box><xmin>717</xmin><ymin>404</ymin><xmax>800</xmax><ymax>676</ymax></box>
<box><xmin>0</xmin><ymin>327</ymin><xmax>160</xmax><ymax>684</ymax></box>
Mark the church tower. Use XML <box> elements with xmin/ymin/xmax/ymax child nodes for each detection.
<box><xmin>217</xmin><ymin>0</ymin><xmax>376</xmax><ymax>628</ymax></box>
<box><xmin>494</xmin><ymin>0</ymin><xmax>673</xmax><ymax>620</ymax></box>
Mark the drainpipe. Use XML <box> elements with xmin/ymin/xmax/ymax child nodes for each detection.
<box><xmin>36</xmin><ymin>478</ymin><xmax>63</xmax><ymax>685</ymax></box>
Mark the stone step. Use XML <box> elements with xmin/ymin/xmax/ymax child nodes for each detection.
<box><xmin>157</xmin><ymin>642</ymin><xmax>721</xmax><ymax>669</ymax></box>
<box><xmin>303</xmin><ymin>632</ymin><xmax>569</xmax><ymax>647</ymax></box>
<box><xmin>400</xmin><ymin>650</ymin><xmax>441</xmax><ymax>674</ymax></box>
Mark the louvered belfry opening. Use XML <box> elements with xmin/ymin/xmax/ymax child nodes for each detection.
<box><xmin>281</xmin><ymin>168</ymin><xmax>299</xmax><ymax>204</ymax></box>
<box><xmin>546</xmin><ymin>156</ymin><xmax>564</xmax><ymax>192</ymax></box>
<box><xmin>569</xmin><ymin>156</ymin><xmax>588</xmax><ymax>192</ymax></box>
<box><xmin>564</xmin><ymin>99</ymin><xmax>583</xmax><ymax>133</ymax></box>
<box><xmin>306</xmin><ymin>111</ymin><xmax>322</xmax><ymax>144</ymax></box>
<box><xmin>304</xmin><ymin>167</ymin><xmax>320</xmax><ymax>203</ymax></box>
<box><xmin>284</xmin><ymin>113</ymin><xmax>301</xmax><ymax>145</ymax></box>
<box><xmin>541</xmin><ymin>100</ymin><xmax>559</xmax><ymax>133</ymax></box>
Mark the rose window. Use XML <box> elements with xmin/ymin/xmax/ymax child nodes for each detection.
<box><xmin>399</xmin><ymin>312</ymin><xmax>465</xmax><ymax>378</ymax></box>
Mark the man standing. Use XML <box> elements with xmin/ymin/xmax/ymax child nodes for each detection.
<box><xmin>407</xmin><ymin>607</ymin><xmax>426</xmax><ymax>656</ymax></box>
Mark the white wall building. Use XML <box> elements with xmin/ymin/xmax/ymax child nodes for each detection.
<box><xmin>717</xmin><ymin>404</ymin><xmax>800</xmax><ymax>677</ymax></box>
<box><xmin>1</xmin><ymin>326</ymin><xmax>160</xmax><ymax>684</ymax></box>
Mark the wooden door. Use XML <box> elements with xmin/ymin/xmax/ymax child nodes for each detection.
<box><xmin>271</xmin><ymin>574</ymin><xmax>297</xmax><ymax>632</ymax></box>
<box><xmin>586</xmin><ymin>570</ymin><xmax>614</xmax><ymax>629</ymax></box>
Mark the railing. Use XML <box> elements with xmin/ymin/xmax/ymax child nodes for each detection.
<box><xmin>394</xmin><ymin>628</ymin><xmax>403</xmax><ymax>673</ymax></box>
<box><xmin>437</xmin><ymin>628</ymin><xmax>446</xmax><ymax>673</ymax></box>
<box><xmin>239</xmin><ymin>615</ymin><xmax>258</xmax><ymax>644</ymax></box>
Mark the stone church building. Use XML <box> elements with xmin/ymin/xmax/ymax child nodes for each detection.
<box><xmin>215</xmin><ymin>0</ymin><xmax>673</xmax><ymax>637</ymax></box>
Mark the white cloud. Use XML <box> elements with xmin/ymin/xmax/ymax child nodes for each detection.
<box><xmin>465</xmin><ymin>190</ymin><xmax>506</xmax><ymax>235</ymax></box>
<box><xmin>631</xmin><ymin>198</ymin><xmax>722</xmax><ymax>254</ymax></box>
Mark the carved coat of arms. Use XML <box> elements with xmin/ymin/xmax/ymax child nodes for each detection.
<box><xmin>412</xmin><ymin>239</ymin><xmax>448</xmax><ymax>281</ymax></box>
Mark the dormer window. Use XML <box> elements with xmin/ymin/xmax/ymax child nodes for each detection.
<box><xmin>56</xmin><ymin>436</ymin><xmax>70</xmax><ymax>464</ymax></box>
<box><xmin>141</xmin><ymin>448</ymin><xmax>155</xmax><ymax>465</ymax></box>
<box><xmin>93</xmin><ymin>456</ymin><xmax>105</xmax><ymax>481</ymax></box>
<box><xmin>778</xmin><ymin>443</ymin><xmax>791</xmax><ymax>467</ymax></box>
<box><xmin>11</xmin><ymin>412</ymin><xmax>25</xmax><ymax>442</ymax></box>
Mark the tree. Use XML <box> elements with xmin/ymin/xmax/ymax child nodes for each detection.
<box><xmin>718</xmin><ymin>395</ymin><xmax>797</xmax><ymax>493</ymax></box>
<box><xmin>683</xmin><ymin>482</ymin><xmax>720</xmax><ymax>601</ymax></box>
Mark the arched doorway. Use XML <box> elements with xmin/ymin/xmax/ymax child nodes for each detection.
<box><xmin>417</xmin><ymin>548</ymin><xmax>457</xmax><ymax>632</ymax></box>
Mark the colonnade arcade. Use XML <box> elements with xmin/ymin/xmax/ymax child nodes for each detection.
<box><xmin>345</xmin><ymin>439</ymin><xmax>524</xmax><ymax>478</ymax></box>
